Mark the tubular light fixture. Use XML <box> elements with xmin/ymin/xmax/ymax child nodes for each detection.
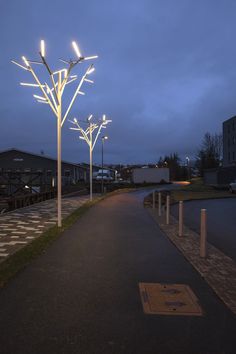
<box><xmin>87</xmin><ymin>67</ymin><xmax>95</xmax><ymax>75</ymax></box>
<box><xmin>20</xmin><ymin>82</ymin><xmax>44</xmax><ymax>87</ymax></box>
<box><xmin>84</xmin><ymin>78</ymin><xmax>94</xmax><ymax>84</ymax></box>
<box><xmin>84</xmin><ymin>55</ymin><xmax>99</xmax><ymax>61</ymax></box>
<box><xmin>37</xmin><ymin>100</ymin><xmax>48</xmax><ymax>104</ymax></box>
<box><xmin>40</xmin><ymin>40</ymin><xmax>45</xmax><ymax>57</ymax></box>
<box><xmin>72</xmin><ymin>41</ymin><xmax>82</xmax><ymax>58</ymax></box>
<box><xmin>33</xmin><ymin>94</ymin><xmax>47</xmax><ymax>101</ymax></box>
<box><xmin>22</xmin><ymin>56</ymin><xmax>30</xmax><ymax>68</ymax></box>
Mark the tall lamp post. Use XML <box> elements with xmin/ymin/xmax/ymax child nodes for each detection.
<box><xmin>12</xmin><ymin>40</ymin><xmax>97</xmax><ymax>227</ymax></box>
<box><xmin>70</xmin><ymin>115</ymin><xmax>111</xmax><ymax>201</ymax></box>
<box><xmin>101</xmin><ymin>136</ymin><xmax>108</xmax><ymax>194</ymax></box>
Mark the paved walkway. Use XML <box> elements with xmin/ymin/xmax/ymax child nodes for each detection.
<box><xmin>0</xmin><ymin>190</ymin><xmax>235</xmax><ymax>354</ymax></box>
<box><xmin>0</xmin><ymin>195</ymin><xmax>91</xmax><ymax>262</ymax></box>
<box><xmin>148</xmin><ymin>207</ymin><xmax>236</xmax><ymax>315</ymax></box>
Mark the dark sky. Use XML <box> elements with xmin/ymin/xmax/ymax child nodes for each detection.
<box><xmin>1</xmin><ymin>0</ymin><xmax>236</xmax><ymax>165</ymax></box>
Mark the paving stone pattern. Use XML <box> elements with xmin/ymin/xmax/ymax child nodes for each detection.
<box><xmin>0</xmin><ymin>196</ymin><xmax>91</xmax><ymax>262</ymax></box>
<box><xmin>148</xmin><ymin>207</ymin><xmax>236</xmax><ymax>316</ymax></box>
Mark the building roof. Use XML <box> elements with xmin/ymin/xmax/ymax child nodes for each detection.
<box><xmin>0</xmin><ymin>148</ymin><xmax>87</xmax><ymax>170</ymax></box>
<box><xmin>223</xmin><ymin>115</ymin><xmax>236</xmax><ymax>124</ymax></box>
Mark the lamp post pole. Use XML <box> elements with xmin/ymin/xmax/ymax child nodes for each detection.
<box><xmin>102</xmin><ymin>138</ymin><xmax>104</xmax><ymax>194</ymax></box>
<box><xmin>57</xmin><ymin>73</ymin><xmax>62</xmax><ymax>225</ymax></box>
<box><xmin>89</xmin><ymin>122</ymin><xmax>93</xmax><ymax>201</ymax></box>
<box><xmin>101</xmin><ymin>136</ymin><xmax>108</xmax><ymax>194</ymax></box>
<box><xmin>12</xmin><ymin>40</ymin><xmax>97</xmax><ymax>227</ymax></box>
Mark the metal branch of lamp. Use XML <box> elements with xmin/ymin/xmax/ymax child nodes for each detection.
<box><xmin>12</xmin><ymin>40</ymin><xmax>98</xmax><ymax>227</ymax></box>
<box><xmin>70</xmin><ymin>114</ymin><xmax>112</xmax><ymax>201</ymax></box>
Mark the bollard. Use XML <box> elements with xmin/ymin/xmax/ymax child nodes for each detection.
<box><xmin>178</xmin><ymin>201</ymin><xmax>183</xmax><ymax>237</ymax></box>
<box><xmin>152</xmin><ymin>191</ymin><xmax>155</xmax><ymax>209</ymax></box>
<box><xmin>166</xmin><ymin>195</ymin><xmax>170</xmax><ymax>225</ymax></box>
<box><xmin>200</xmin><ymin>209</ymin><xmax>207</xmax><ymax>258</ymax></box>
<box><xmin>158</xmin><ymin>192</ymin><xmax>161</xmax><ymax>216</ymax></box>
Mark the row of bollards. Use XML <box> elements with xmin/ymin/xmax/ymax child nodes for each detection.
<box><xmin>152</xmin><ymin>191</ymin><xmax>207</xmax><ymax>258</ymax></box>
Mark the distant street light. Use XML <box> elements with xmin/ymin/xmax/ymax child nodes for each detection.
<box><xmin>70</xmin><ymin>114</ymin><xmax>111</xmax><ymax>201</ymax></box>
<box><xmin>101</xmin><ymin>135</ymin><xmax>108</xmax><ymax>194</ymax></box>
<box><xmin>12</xmin><ymin>40</ymin><xmax>97</xmax><ymax>227</ymax></box>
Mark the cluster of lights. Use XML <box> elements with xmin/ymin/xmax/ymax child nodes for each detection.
<box><xmin>69</xmin><ymin>114</ymin><xmax>112</xmax><ymax>150</ymax></box>
<box><xmin>12</xmin><ymin>39</ymin><xmax>111</xmax><ymax>218</ymax></box>
<box><xmin>12</xmin><ymin>40</ymin><xmax>98</xmax><ymax>125</ymax></box>
<box><xmin>12</xmin><ymin>40</ymin><xmax>98</xmax><ymax>71</ymax></box>
<box><xmin>69</xmin><ymin>114</ymin><xmax>112</xmax><ymax>201</ymax></box>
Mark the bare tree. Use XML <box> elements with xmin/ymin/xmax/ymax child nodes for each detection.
<box><xmin>196</xmin><ymin>132</ymin><xmax>222</xmax><ymax>175</ymax></box>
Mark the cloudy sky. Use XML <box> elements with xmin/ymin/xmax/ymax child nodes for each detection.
<box><xmin>1</xmin><ymin>0</ymin><xmax>236</xmax><ymax>165</ymax></box>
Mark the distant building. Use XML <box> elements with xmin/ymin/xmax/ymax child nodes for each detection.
<box><xmin>132</xmin><ymin>167</ymin><xmax>170</xmax><ymax>184</ymax></box>
<box><xmin>223</xmin><ymin>115</ymin><xmax>236</xmax><ymax>166</ymax></box>
<box><xmin>0</xmin><ymin>148</ymin><xmax>87</xmax><ymax>196</ymax></box>
<box><xmin>80</xmin><ymin>163</ymin><xmax>117</xmax><ymax>180</ymax></box>
<box><xmin>204</xmin><ymin>116</ymin><xmax>236</xmax><ymax>185</ymax></box>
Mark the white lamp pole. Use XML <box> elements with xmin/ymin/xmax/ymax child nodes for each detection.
<box><xmin>101</xmin><ymin>135</ymin><xmax>108</xmax><ymax>194</ymax></box>
<box><xmin>12</xmin><ymin>40</ymin><xmax>98</xmax><ymax>227</ymax></box>
<box><xmin>70</xmin><ymin>115</ymin><xmax>111</xmax><ymax>201</ymax></box>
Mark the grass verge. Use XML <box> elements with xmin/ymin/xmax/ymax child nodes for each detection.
<box><xmin>144</xmin><ymin>178</ymin><xmax>236</xmax><ymax>205</ymax></box>
<box><xmin>172</xmin><ymin>178</ymin><xmax>235</xmax><ymax>202</ymax></box>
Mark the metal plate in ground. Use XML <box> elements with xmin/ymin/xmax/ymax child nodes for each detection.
<box><xmin>139</xmin><ymin>283</ymin><xmax>203</xmax><ymax>316</ymax></box>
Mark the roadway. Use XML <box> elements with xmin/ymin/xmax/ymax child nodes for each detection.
<box><xmin>0</xmin><ymin>190</ymin><xmax>235</xmax><ymax>353</ymax></box>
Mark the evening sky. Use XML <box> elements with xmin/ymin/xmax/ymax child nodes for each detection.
<box><xmin>1</xmin><ymin>0</ymin><xmax>236</xmax><ymax>164</ymax></box>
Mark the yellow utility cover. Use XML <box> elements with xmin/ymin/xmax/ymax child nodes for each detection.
<box><xmin>139</xmin><ymin>283</ymin><xmax>203</xmax><ymax>316</ymax></box>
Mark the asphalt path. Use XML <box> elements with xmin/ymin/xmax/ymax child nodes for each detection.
<box><xmin>0</xmin><ymin>190</ymin><xmax>235</xmax><ymax>354</ymax></box>
<box><xmin>171</xmin><ymin>198</ymin><xmax>236</xmax><ymax>262</ymax></box>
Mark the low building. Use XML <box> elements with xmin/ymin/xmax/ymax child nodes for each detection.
<box><xmin>132</xmin><ymin>167</ymin><xmax>170</xmax><ymax>184</ymax></box>
<box><xmin>0</xmin><ymin>148</ymin><xmax>87</xmax><ymax>196</ymax></box>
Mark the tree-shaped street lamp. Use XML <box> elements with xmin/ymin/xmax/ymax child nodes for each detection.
<box><xmin>70</xmin><ymin>115</ymin><xmax>111</xmax><ymax>201</ymax></box>
<box><xmin>12</xmin><ymin>40</ymin><xmax>97</xmax><ymax>227</ymax></box>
